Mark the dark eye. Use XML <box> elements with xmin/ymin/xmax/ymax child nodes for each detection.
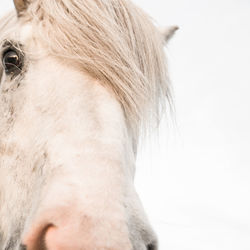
<box><xmin>2</xmin><ymin>49</ymin><xmax>23</xmax><ymax>75</ymax></box>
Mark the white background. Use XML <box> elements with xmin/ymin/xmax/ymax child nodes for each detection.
<box><xmin>1</xmin><ymin>1</ymin><xmax>250</xmax><ymax>249</ymax></box>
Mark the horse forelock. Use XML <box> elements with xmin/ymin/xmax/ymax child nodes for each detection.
<box><xmin>2</xmin><ymin>0</ymin><xmax>171</xmax><ymax>137</ymax></box>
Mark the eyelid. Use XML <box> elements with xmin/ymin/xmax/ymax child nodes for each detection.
<box><xmin>1</xmin><ymin>40</ymin><xmax>24</xmax><ymax>58</ymax></box>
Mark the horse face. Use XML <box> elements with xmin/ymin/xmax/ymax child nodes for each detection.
<box><xmin>0</xmin><ymin>11</ymin><xmax>157</xmax><ymax>250</ymax></box>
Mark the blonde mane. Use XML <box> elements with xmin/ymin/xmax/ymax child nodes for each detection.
<box><xmin>21</xmin><ymin>0</ymin><xmax>170</xmax><ymax>135</ymax></box>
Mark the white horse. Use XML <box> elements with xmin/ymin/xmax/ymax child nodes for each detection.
<box><xmin>0</xmin><ymin>0</ymin><xmax>177</xmax><ymax>249</ymax></box>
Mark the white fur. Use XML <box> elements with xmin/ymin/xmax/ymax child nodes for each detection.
<box><xmin>0</xmin><ymin>0</ymin><xmax>174</xmax><ymax>248</ymax></box>
<box><xmin>0</xmin><ymin>21</ymin><xmax>155</xmax><ymax>250</ymax></box>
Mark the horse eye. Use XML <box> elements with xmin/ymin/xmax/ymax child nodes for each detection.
<box><xmin>2</xmin><ymin>49</ymin><xmax>23</xmax><ymax>74</ymax></box>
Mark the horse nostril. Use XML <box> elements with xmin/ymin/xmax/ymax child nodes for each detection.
<box><xmin>19</xmin><ymin>244</ymin><xmax>27</xmax><ymax>250</ymax></box>
<box><xmin>147</xmin><ymin>243</ymin><xmax>157</xmax><ymax>250</ymax></box>
<box><xmin>22</xmin><ymin>224</ymin><xmax>54</xmax><ymax>250</ymax></box>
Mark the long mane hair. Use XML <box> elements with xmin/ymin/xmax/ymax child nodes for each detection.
<box><xmin>3</xmin><ymin>0</ymin><xmax>171</xmax><ymax>136</ymax></box>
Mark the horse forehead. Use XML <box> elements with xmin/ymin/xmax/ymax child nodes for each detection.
<box><xmin>20</xmin><ymin>23</ymin><xmax>32</xmax><ymax>40</ymax></box>
<box><xmin>5</xmin><ymin>22</ymin><xmax>32</xmax><ymax>42</ymax></box>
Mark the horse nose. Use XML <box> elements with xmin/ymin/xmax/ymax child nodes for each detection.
<box><xmin>22</xmin><ymin>223</ymin><xmax>76</xmax><ymax>250</ymax></box>
<box><xmin>22</xmin><ymin>209</ymin><xmax>132</xmax><ymax>250</ymax></box>
<box><xmin>22</xmin><ymin>222</ymin><xmax>113</xmax><ymax>250</ymax></box>
<box><xmin>23</xmin><ymin>224</ymin><xmax>77</xmax><ymax>250</ymax></box>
